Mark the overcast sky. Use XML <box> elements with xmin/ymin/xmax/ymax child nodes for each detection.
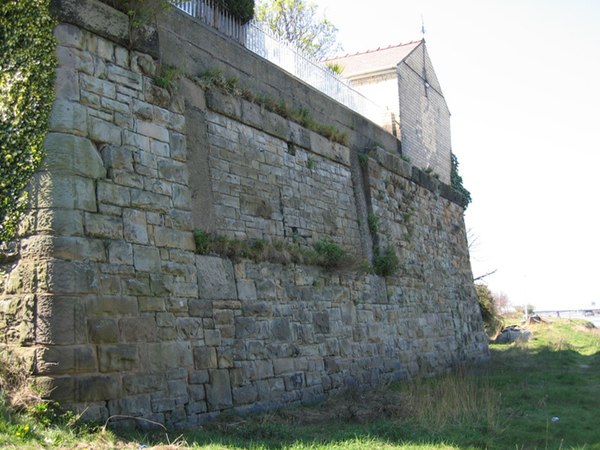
<box><xmin>315</xmin><ymin>0</ymin><xmax>600</xmax><ymax>310</ymax></box>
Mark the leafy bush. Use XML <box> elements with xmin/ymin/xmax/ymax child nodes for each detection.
<box><xmin>0</xmin><ymin>0</ymin><xmax>57</xmax><ymax>243</ymax></box>
<box><xmin>372</xmin><ymin>246</ymin><xmax>398</xmax><ymax>277</ymax></box>
<box><xmin>313</xmin><ymin>239</ymin><xmax>346</xmax><ymax>269</ymax></box>
<box><xmin>451</xmin><ymin>153</ymin><xmax>471</xmax><ymax>208</ymax></box>
<box><xmin>475</xmin><ymin>283</ymin><xmax>503</xmax><ymax>337</ymax></box>
<box><xmin>367</xmin><ymin>212</ymin><xmax>378</xmax><ymax>235</ymax></box>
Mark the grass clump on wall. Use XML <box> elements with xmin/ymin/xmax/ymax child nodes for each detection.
<box><xmin>194</xmin><ymin>230</ymin><xmax>357</xmax><ymax>271</ymax></box>
<box><xmin>197</xmin><ymin>69</ymin><xmax>349</xmax><ymax>145</ymax></box>
<box><xmin>0</xmin><ymin>0</ymin><xmax>57</xmax><ymax>243</ymax></box>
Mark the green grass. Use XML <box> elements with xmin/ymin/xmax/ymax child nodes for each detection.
<box><xmin>2</xmin><ymin>318</ymin><xmax>600</xmax><ymax>449</ymax></box>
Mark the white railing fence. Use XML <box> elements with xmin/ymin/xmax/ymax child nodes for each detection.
<box><xmin>170</xmin><ymin>0</ymin><xmax>392</xmax><ymax>129</ymax></box>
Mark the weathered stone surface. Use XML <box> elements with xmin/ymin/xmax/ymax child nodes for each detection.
<box><xmin>48</xmin><ymin>101</ymin><xmax>88</xmax><ymax>136</ymax></box>
<box><xmin>98</xmin><ymin>344</ymin><xmax>139</xmax><ymax>372</ymax></box>
<box><xmin>29</xmin><ymin>173</ymin><xmax>97</xmax><ymax>211</ymax></box>
<box><xmin>206</xmin><ymin>369</ymin><xmax>232</xmax><ymax>410</ymax></box>
<box><xmin>146</xmin><ymin>342</ymin><xmax>193</xmax><ymax>372</ymax></box>
<box><xmin>3</xmin><ymin>0</ymin><xmax>489</xmax><ymax>428</ymax></box>
<box><xmin>36</xmin><ymin>345</ymin><xmax>97</xmax><ymax>375</ymax></box>
<box><xmin>196</xmin><ymin>256</ymin><xmax>236</xmax><ymax>300</ymax></box>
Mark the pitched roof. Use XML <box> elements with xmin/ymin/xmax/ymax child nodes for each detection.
<box><xmin>324</xmin><ymin>41</ymin><xmax>423</xmax><ymax>78</ymax></box>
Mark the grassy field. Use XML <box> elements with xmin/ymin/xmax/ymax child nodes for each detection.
<box><xmin>1</xmin><ymin>318</ymin><xmax>599</xmax><ymax>449</ymax></box>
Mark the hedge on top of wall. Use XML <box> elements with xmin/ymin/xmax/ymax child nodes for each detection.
<box><xmin>0</xmin><ymin>0</ymin><xmax>57</xmax><ymax>244</ymax></box>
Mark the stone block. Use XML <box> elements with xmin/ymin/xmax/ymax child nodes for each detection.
<box><xmin>284</xmin><ymin>373</ymin><xmax>305</xmax><ymax>391</ymax></box>
<box><xmin>108</xmin><ymin>240</ymin><xmax>134</xmax><ymax>264</ymax></box>
<box><xmin>54</xmin><ymin>23</ymin><xmax>85</xmax><ymax>49</ymax></box>
<box><xmin>89</xmin><ymin>116</ymin><xmax>122</xmax><ymax>145</ymax></box>
<box><xmin>193</xmin><ymin>346</ymin><xmax>217</xmax><ymax>370</ymax></box>
<box><xmin>36</xmin><ymin>345</ymin><xmax>97</xmax><ymax>375</ymax></box>
<box><xmin>234</xmin><ymin>317</ymin><xmax>257</xmax><ymax>339</ymax></box>
<box><xmin>86</xmin><ymin>296</ymin><xmax>138</xmax><ymax>318</ymax></box>
<box><xmin>204</xmin><ymin>329</ymin><xmax>221</xmax><ymax>346</ymax></box>
<box><xmin>136</xmin><ymin>120</ymin><xmax>169</xmax><ymax>142</ymax></box>
<box><xmin>123</xmin><ymin>130</ymin><xmax>150</xmax><ymax>151</ymax></box>
<box><xmin>170</xmin><ymin>132</ymin><xmax>187</xmax><ymax>161</ymax></box>
<box><xmin>84</xmin><ymin>212</ymin><xmax>124</xmax><ymax>239</ymax></box>
<box><xmin>123</xmin><ymin>374</ymin><xmax>164</xmax><ymax>394</ymax></box>
<box><xmin>122</xmin><ymin>274</ymin><xmax>152</xmax><ymax>296</ymax></box>
<box><xmin>54</xmin><ymin>68</ymin><xmax>79</xmax><ymax>100</ymax></box>
<box><xmin>213</xmin><ymin>310</ymin><xmax>233</xmax><ymax>326</ymax></box>
<box><xmin>50</xmin><ymin>236</ymin><xmax>107</xmax><ymax>262</ymax></box>
<box><xmin>130</xmin><ymin>189</ymin><xmax>170</xmax><ymax>212</ymax></box>
<box><xmin>139</xmin><ymin>296</ymin><xmax>165</xmax><ymax>312</ymax></box>
<box><xmin>236</xmin><ymin>280</ymin><xmax>257</xmax><ymax>301</ymax></box>
<box><xmin>133</xmin><ymin>245</ymin><xmax>160</xmax><ymax>272</ymax></box>
<box><xmin>146</xmin><ymin>342</ymin><xmax>193</xmax><ymax>372</ymax></box>
<box><xmin>108</xmin><ymin>395</ymin><xmax>151</xmax><ymax>416</ymax></box>
<box><xmin>206</xmin><ymin>369</ymin><xmax>232</xmax><ymax>410</ymax></box>
<box><xmin>196</xmin><ymin>256</ymin><xmax>237</xmax><ymax>300</ymax></box>
<box><xmin>29</xmin><ymin>173</ymin><xmax>97</xmax><ymax>211</ymax></box>
<box><xmin>44</xmin><ymin>260</ymin><xmax>98</xmax><ymax>295</ymax></box>
<box><xmin>98</xmin><ymin>344</ymin><xmax>139</xmax><ymax>372</ymax></box>
<box><xmin>48</xmin><ymin>101</ymin><xmax>88</xmax><ymax>136</ymax></box>
<box><xmin>254</xmin><ymin>360</ymin><xmax>274</xmax><ymax>379</ymax></box>
<box><xmin>313</xmin><ymin>311</ymin><xmax>330</xmax><ymax>334</ymax></box>
<box><xmin>242</xmin><ymin>301</ymin><xmax>272</xmax><ymax>318</ymax></box>
<box><xmin>100</xmin><ymin>145</ymin><xmax>134</xmax><ymax>171</ymax></box>
<box><xmin>120</xmin><ymin>316</ymin><xmax>158</xmax><ymax>342</ymax></box>
<box><xmin>271</xmin><ymin>318</ymin><xmax>291</xmax><ymax>341</ymax></box>
<box><xmin>80</xmin><ymin>73</ymin><xmax>116</xmax><ymax>98</ymax></box>
<box><xmin>25</xmin><ymin>208</ymin><xmax>84</xmax><ymax>236</ymax></box>
<box><xmin>107</xmin><ymin>63</ymin><xmax>142</xmax><ymax>90</ymax></box>
<box><xmin>273</xmin><ymin>358</ymin><xmax>295</xmax><ymax>376</ymax></box>
<box><xmin>123</xmin><ymin>209</ymin><xmax>148</xmax><ymax>244</ymax></box>
<box><xmin>176</xmin><ymin>317</ymin><xmax>204</xmax><ymax>340</ymax></box>
<box><xmin>88</xmin><ymin>318</ymin><xmax>119</xmax><ymax>343</ymax></box>
<box><xmin>232</xmin><ymin>384</ymin><xmax>258</xmax><ymax>406</ymax></box>
<box><xmin>97</xmin><ymin>180</ymin><xmax>131</xmax><ymax>206</ymax></box>
<box><xmin>158</xmin><ymin>158</ymin><xmax>188</xmax><ymax>183</ymax></box>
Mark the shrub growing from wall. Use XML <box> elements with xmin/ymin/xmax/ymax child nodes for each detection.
<box><xmin>0</xmin><ymin>0</ymin><xmax>56</xmax><ymax>243</ymax></box>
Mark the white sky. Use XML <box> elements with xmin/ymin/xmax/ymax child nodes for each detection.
<box><xmin>315</xmin><ymin>0</ymin><xmax>600</xmax><ymax>311</ymax></box>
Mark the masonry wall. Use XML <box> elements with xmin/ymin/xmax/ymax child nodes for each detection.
<box><xmin>0</xmin><ymin>0</ymin><xmax>487</xmax><ymax>429</ymax></box>
<box><xmin>398</xmin><ymin>44</ymin><xmax>452</xmax><ymax>184</ymax></box>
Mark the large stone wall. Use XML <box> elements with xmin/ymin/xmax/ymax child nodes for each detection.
<box><xmin>0</xmin><ymin>0</ymin><xmax>488</xmax><ymax>429</ymax></box>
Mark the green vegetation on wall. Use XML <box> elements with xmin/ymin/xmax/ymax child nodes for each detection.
<box><xmin>451</xmin><ymin>152</ymin><xmax>471</xmax><ymax>208</ymax></box>
<box><xmin>197</xmin><ymin>68</ymin><xmax>348</xmax><ymax>145</ymax></box>
<box><xmin>193</xmin><ymin>230</ymin><xmax>356</xmax><ymax>271</ymax></box>
<box><xmin>0</xmin><ymin>0</ymin><xmax>57</xmax><ymax>244</ymax></box>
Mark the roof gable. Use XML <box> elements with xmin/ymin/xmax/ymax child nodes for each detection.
<box><xmin>324</xmin><ymin>41</ymin><xmax>422</xmax><ymax>78</ymax></box>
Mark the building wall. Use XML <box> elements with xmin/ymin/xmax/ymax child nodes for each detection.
<box><xmin>398</xmin><ymin>44</ymin><xmax>452</xmax><ymax>183</ymax></box>
<box><xmin>0</xmin><ymin>0</ymin><xmax>487</xmax><ymax>429</ymax></box>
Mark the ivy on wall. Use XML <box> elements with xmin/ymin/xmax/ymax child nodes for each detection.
<box><xmin>451</xmin><ymin>153</ymin><xmax>472</xmax><ymax>208</ymax></box>
<box><xmin>0</xmin><ymin>0</ymin><xmax>57</xmax><ymax>244</ymax></box>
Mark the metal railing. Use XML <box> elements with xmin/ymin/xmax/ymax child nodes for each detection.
<box><xmin>170</xmin><ymin>0</ymin><xmax>393</xmax><ymax>128</ymax></box>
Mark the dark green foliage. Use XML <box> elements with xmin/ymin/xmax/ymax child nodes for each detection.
<box><xmin>451</xmin><ymin>152</ymin><xmax>471</xmax><ymax>208</ymax></box>
<box><xmin>215</xmin><ymin>0</ymin><xmax>255</xmax><ymax>24</ymax></box>
<box><xmin>313</xmin><ymin>239</ymin><xmax>346</xmax><ymax>269</ymax></box>
<box><xmin>0</xmin><ymin>0</ymin><xmax>57</xmax><ymax>243</ymax></box>
<box><xmin>367</xmin><ymin>213</ymin><xmax>378</xmax><ymax>235</ymax></box>
<box><xmin>475</xmin><ymin>283</ymin><xmax>503</xmax><ymax>337</ymax></box>
<box><xmin>372</xmin><ymin>246</ymin><xmax>399</xmax><ymax>277</ymax></box>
